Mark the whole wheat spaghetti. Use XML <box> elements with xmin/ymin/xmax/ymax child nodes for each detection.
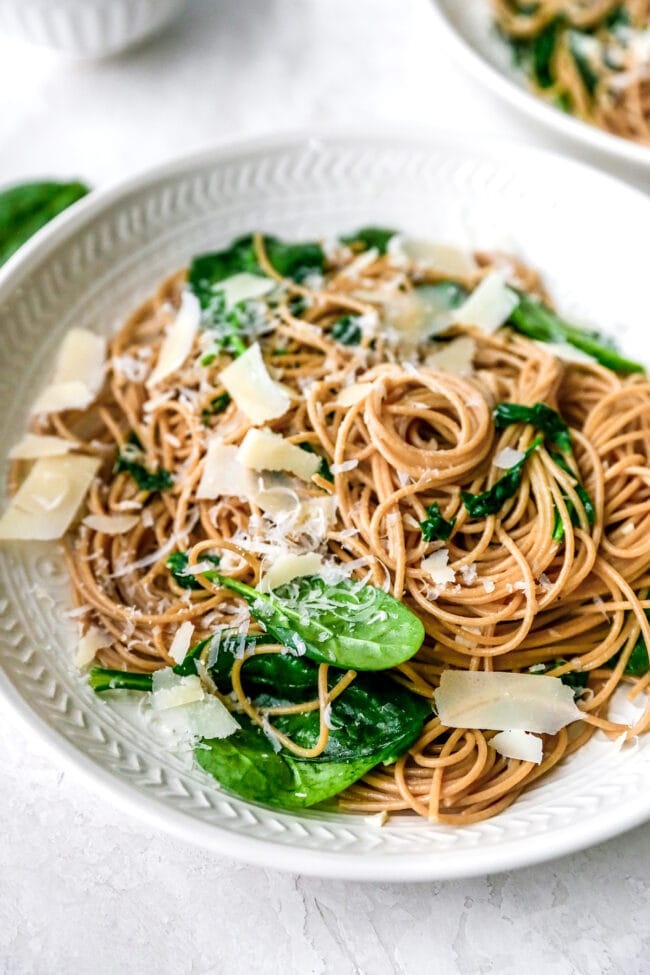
<box><xmin>492</xmin><ymin>0</ymin><xmax>650</xmax><ymax>146</ymax></box>
<box><xmin>5</xmin><ymin>228</ymin><xmax>650</xmax><ymax>825</ymax></box>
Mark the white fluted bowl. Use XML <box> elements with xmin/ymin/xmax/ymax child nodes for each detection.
<box><xmin>0</xmin><ymin>132</ymin><xmax>649</xmax><ymax>880</ymax></box>
<box><xmin>0</xmin><ymin>0</ymin><xmax>187</xmax><ymax>57</ymax></box>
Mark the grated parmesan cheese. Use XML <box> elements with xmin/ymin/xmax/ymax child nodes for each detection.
<box><xmin>421</xmin><ymin>548</ymin><xmax>456</xmax><ymax>586</ymax></box>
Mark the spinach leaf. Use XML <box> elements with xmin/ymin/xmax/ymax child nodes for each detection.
<box><xmin>0</xmin><ymin>180</ymin><xmax>90</xmax><ymax>267</ymax></box>
<box><xmin>204</xmin><ymin>573</ymin><xmax>425</xmax><ymax>671</ymax></box>
<box><xmin>461</xmin><ymin>435</ymin><xmax>543</xmax><ymax>518</ymax></box>
<box><xmin>88</xmin><ymin>669</ymin><xmax>153</xmax><ymax>693</ymax></box>
<box><xmin>115</xmin><ymin>435</ymin><xmax>173</xmax><ymax>492</ymax></box>
<box><xmin>195</xmin><ymin>717</ymin><xmax>381</xmax><ymax>809</ymax></box>
<box><xmin>419</xmin><ymin>502</ymin><xmax>456</xmax><ymax>542</ymax></box>
<box><xmin>189</xmin><ymin>234</ymin><xmax>325</xmax><ymax>309</ymax></box>
<box><xmin>421</xmin><ymin>280</ymin><xmax>468</xmax><ymax>310</ymax></box>
<box><xmin>340</xmin><ymin>227</ymin><xmax>397</xmax><ymax>255</ymax></box>
<box><xmin>531</xmin><ymin>20</ymin><xmax>559</xmax><ymax>88</ymax></box>
<box><xmin>201</xmin><ymin>392</ymin><xmax>230</xmax><ymax>423</ymax></box>
<box><xmin>331</xmin><ymin>315</ymin><xmax>362</xmax><ymax>346</ymax></box>
<box><xmin>167</xmin><ymin>551</ymin><xmax>221</xmax><ymax>590</ymax></box>
<box><xmin>607</xmin><ymin>614</ymin><xmax>650</xmax><ymax>676</ymax></box>
<box><xmin>508</xmin><ymin>292</ymin><xmax>644</xmax><ymax>375</ymax></box>
<box><xmin>548</xmin><ymin>449</ymin><xmax>595</xmax><ymax>541</ymax></box>
<box><xmin>493</xmin><ymin>401</ymin><xmax>572</xmax><ymax>454</ymax></box>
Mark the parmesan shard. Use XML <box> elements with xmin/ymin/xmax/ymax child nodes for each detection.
<box><xmin>83</xmin><ymin>513</ymin><xmax>139</xmax><ymax>535</ymax></box>
<box><xmin>238</xmin><ymin>428</ymin><xmax>320</xmax><ymax>482</ymax></box>
<box><xmin>9</xmin><ymin>434</ymin><xmax>74</xmax><ymax>459</ymax></box>
<box><xmin>151</xmin><ymin>670</ymin><xmax>204</xmax><ymax>710</ymax></box>
<box><xmin>422</xmin><ymin>549</ymin><xmax>456</xmax><ymax>585</ymax></box>
<box><xmin>434</xmin><ymin>670</ymin><xmax>583</xmax><ymax>734</ymax></box>
<box><xmin>218</xmin><ymin>342</ymin><xmax>291</xmax><ymax>424</ymax></box>
<box><xmin>259</xmin><ymin>552</ymin><xmax>323</xmax><ymax>593</ymax></box>
<box><xmin>451</xmin><ymin>271</ymin><xmax>519</xmax><ymax>334</ymax></box>
<box><xmin>32</xmin><ymin>328</ymin><xmax>106</xmax><ymax>414</ymax></box>
<box><xmin>426</xmin><ymin>336</ymin><xmax>476</xmax><ymax>376</ymax></box>
<box><xmin>185</xmin><ymin>696</ymin><xmax>240</xmax><ymax>739</ymax></box>
<box><xmin>0</xmin><ymin>454</ymin><xmax>101</xmax><ymax>541</ymax></box>
<box><xmin>399</xmin><ymin>239</ymin><xmax>478</xmax><ymax>277</ymax></box>
<box><xmin>493</xmin><ymin>447</ymin><xmax>525</xmax><ymax>470</ymax></box>
<box><xmin>217</xmin><ymin>272</ymin><xmax>275</xmax><ymax>308</ymax></box>
<box><xmin>489</xmin><ymin>729</ymin><xmax>543</xmax><ymax>764</ymax></box>
<box><xmin>196</xmin><ymin>439</ymin><xmax>254</xmax><ymax>499</ymax></box>
<box><xmin>169</xmin><ymin>621</ymin><xmax>194</xmax><ymax>664</ymax></box>
<box><xmin>75</xmin><ymin>626</ymin><xmax>112</xmax><ymax>669</ymax></box>
<box><xmin>336</xmin><ymin>382</ymin><xmax>374</xmax><ymax>407</ymax></box>
<box><xmin>147</xmin><ymin>290</ymin><xmax>200</xmax><ymax>388</ymax></box>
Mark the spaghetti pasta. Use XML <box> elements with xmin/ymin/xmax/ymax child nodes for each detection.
<box><xmin>491</xmin><ymin>0</ymin><xmax>650</xmax><ymax>145</ymax></box>
<box><xmin>7</xmin><ymin>229</ymin><xmax>650</xmax><ymax>825</ymax></box>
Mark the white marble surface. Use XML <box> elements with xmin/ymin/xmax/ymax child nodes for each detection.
<box><xmin>0</xmin><ymin>2</ymin><xmax>648</xmax><ymax>972</ymax></box>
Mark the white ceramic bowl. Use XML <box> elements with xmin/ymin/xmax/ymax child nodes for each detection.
<box><xmin>1</xmin><ymin>132</ymin><xmax>650</xmax><ymax>881</ymax></box>
<box><xmin>0</xmin><ymin>0</ymin><xmax>186</xmax><ymax>58</ymax></box>
<box><xmin>430</xmin><ymin>0</ymin><xmax>650</xmax><ymax>168</ymax></box>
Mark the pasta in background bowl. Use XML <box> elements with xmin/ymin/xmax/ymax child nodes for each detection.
<box><xmin>0</xmin><ymin>133</ymin><xmax>649</xmax><ymax>880</ymax></box>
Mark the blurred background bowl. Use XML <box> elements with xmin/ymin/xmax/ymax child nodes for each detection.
<box><xmin>0</xmin><ymin>0</ymin><xmax>187</xmax><ymax>58</ymax></box>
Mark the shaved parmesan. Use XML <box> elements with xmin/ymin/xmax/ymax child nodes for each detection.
<box><xmin>434</xmin><ymin>670</ymin><xmax>583</xmax><ymax>734</ymax></box>
<box><xmin>219</xmin><ymin>342</ymin><xmax>290</xmax><ymax>424</ymax></box>
<box><xmin>147</xmin><ymin>290</ymin><xmax>200</xmax><ymax>387</ymax></box>
<box><xmin>169</xmin><ymin>620</ymin><xmax>194</xmax><ymax>664</ymax></box>
<box><xmin>151</xmin><ymin>670</ymin><xmax>204</xmax><ymax>710</ymax></box>
<box><xmin>196</xmin><ymin>440</ymin><xmax>253</xmax><ymax>499</ymax></box>
<box><xmin>83</xmin><ymin>513</ymin><xmax>139</xmax><ymax>534</ymax></box>
<box><xmin>9</xmin><ymin>434</ymin><xmax>74</xmax><ymax>459</ymax></box>
<box><xmin>217</xmin><ymin>272</ymin><xmax>275</xmax><ymax>308</ymax></box>
<box><xmin>451</xmin><ymin>271</ymin><xmax>518</xmax><ymax>334</ymax></box>
<box><xmin>238</xmin><ymin>428</ymin><xmax>319</xmax><ymax>482</ymax></box>
<box><xmin>422</xmin><ymin>549</ymin><xmax>455</xmax><ymax>585</ymax></box>
<box><xmin>185</xmin><ymin>696</ymin><xmax>240</xmax><ymax>738</ymax></box>
<box><xmin>494</xmin><ymin>447</ymin><xmax>525</xmax><ymax>470</ymax></box>
<box><xmin>534</xmin><ymin>341</ymin><xmax>598</xmax><ymax>365</ymax></box>
<box><xmin>75</xmin><ymin>626</ymin><xmax>112</xmax><ymax>669</ymax></box>
<box><xmin>259</xmin><ymin>552</ymin><xmax>323</xmax><ymax>593</ymax></box>
<box><xmin>32</xmin><ymin>328</ymin><xmax>106</xmax><ymax>414</ymax></box>
<box><xmin>400</xmin><ymin>239</ymin><xmax>478</xmax><ymax>277</ymax></box>
<box><xmin>336</xmin><ymin>382</ymin><xmax>374</xmax><ymax>406</ymax></box>
<box><xmin>489</xmin><ymin>729</ymin><xmax>543</xmax><ymax>764</ymax></box>
<box><xmin>0</xmin><ymin>454</ymin><xmax>100</xmax><ymax>541</ymax></box>
<box><xmin>426</xmin><ymin>336</ymin><xmax>476</xmax><ymax>376</ymax></box>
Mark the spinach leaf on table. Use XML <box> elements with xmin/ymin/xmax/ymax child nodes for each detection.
<box><xmin>205</xmin><ymin>572</ymin><xmax>425</xmax><ymax>671</ymax></box>
<box><xmin>0</xmin><ymin>180</ymin><xmax>90</xmax><ymax>267</ymax></box>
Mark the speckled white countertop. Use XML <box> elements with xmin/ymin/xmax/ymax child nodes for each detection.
<box><xmin>0</xmin><ymin>2</ymin><xmax>648</xmax><ymax>972</ymax></box>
